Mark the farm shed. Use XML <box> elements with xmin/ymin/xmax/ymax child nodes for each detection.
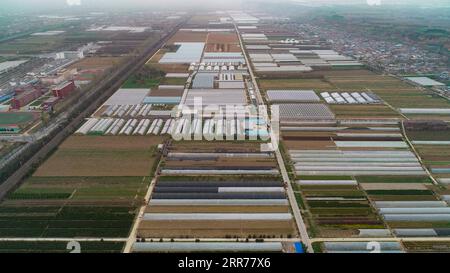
<box><xmin>394</xmin><ymin>229</ymin><xmax>438</xmax><ymax>237</ymax></box>
<box><xmin>103</xmin><ymin>88</ymin><xmax>149</xmax><ymax>105</ymax></box>
<box><xmin>383</xmin><ymin>214</ymin><xmax>450</xmax><ymax>222</ymax></box>
<box><xmin>151</xmin><ymin>192</ymin><xmax>286</xmax><ymax>199</ymax></box>
<box><xmin>290</xmin><ymin>149</ymin><xmax>426</xmax><ymax>176</ymax></box>
<box><xmin>246</xmin><ymin>45</ymin><xmax>271</xmax><ymax>50</ymax></box>
<box><xmin>333</xmin><ymin>141</ymin><xmax>408</xmax><ymax>148</ymax></box>
<box><xmin>202</xmin><ymin>52</ymin><xmax>245</xmax><ymax>64</ymax></box>
<box><xmin>183</xmin><ymin>89</ymin><xmax>247</xmax><ymax>106</ymax></box>
<box><xmin>192</xmin><ymin>73</ymin><xmax>217</xmax><ymax>89</ymax></box>
<box><xmin>159</xmin><ymin>42</ymin><xmax>205</xmax><ymax>64</ymax></box>
<box><xmin>400</xmin><ymin>108</ymin><xmax>450</xmax><ymax>114</ymax></box>
<box><xmin>275</xmin><ymin>103</ymin><xmax>335</xmax><ymax>121</ymax></box>
<box><xmin>374</xmin><ymin>201</ymin><xmax>448</xmax><ymax>208</ymax></box>
<box><xmin>323</xmin><ymin>242</ymin><xmax>403</xmax><ymax>253</ymax></box>
<box><xmin>255</xmin><ymin>65</ymin><xmax>313</xmax><ymax>73</ymax></box>
<box><xmin>405</xmin><ymin>77</ymin><xmax>445</xmax><ymax>87</ymax></box>
<box><xmin>75</xmin><ymin>118</ymin><xmax>99</xmax><ymax>135</ymax></box>
<box><xmin>153</xmin><ymin>187</ymin><xmax>284</xmax><ymax>194</ymax></box>
<box><xmin>132</xmin><ymin>242</ymin><xmax>283</xmax><ymax>253</ymax></box>
<box><xmin>266</xmin><ymin>90</ymin><xmax>320</xmax><ymax>103</ymax></box>
<box><xmin>165</xmin><ymin>73</ymin><xmax>189</xmax><ymax>78</ymax></box>
<box><xmin>161</xmin><ymin>169</ymin><xmax>279</xmax><ymax>175</ymax></box>
<box><xmin>143</xmin><ymin>96</ymin><xmax>181</xmax><ymax>104</ymax></box>
<box><xmin>149</xmin><ymin>199</ymin><xmax>289</xmax><ymax>206</ymax></box>
<box><xmin>143</xmin><ymin>213</ymin><xmax>292</xmax><ymax>221</ymax></box>
<box><xmin>156</xmin><ymin>180</ymin><xmax>280</xmax><ymax>187</ymax></box>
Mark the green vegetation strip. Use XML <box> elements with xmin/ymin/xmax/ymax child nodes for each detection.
<box><xmin>0</xmin><ymin>241</ymin><xmax>124</xmax><ymax>253</ymax></box>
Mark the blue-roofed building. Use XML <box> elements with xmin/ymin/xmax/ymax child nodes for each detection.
<box><xmin>143</xmin><ymin>96</ymin><xmax>181</xmax><ymax>105</ymax></box>
<box><xmin>294</xmin><ymin>242</ymin><xmax>304</xmax><ymax>253</ymax></box>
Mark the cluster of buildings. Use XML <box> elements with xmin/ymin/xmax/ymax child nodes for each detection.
<box><xmin>0</xmin><ymin>44</ymin><xmax>103</xmax><ymax>112</ymax></box>
<box><xmin>293</xmin><ymin>23</ymin><xmax>449</xmax><ymax>75</ymax></box>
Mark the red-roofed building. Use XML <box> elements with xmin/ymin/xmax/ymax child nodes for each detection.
<box><xmin>52</xmin><ymin>80</ymin><xmax>76</xmax><ymax>98</ymax></box>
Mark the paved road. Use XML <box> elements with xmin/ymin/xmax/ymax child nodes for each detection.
<box><xmin>400</xmin><ymin>120</ymin><xmax>439</xmax><ymax>185</ymax></box>
<box><xmin>234</xmin><ymin>23</ymin><xmax>314</xmax><ymax>253</ymax></box>
<box><xmin>123</xmin><ymin>177</ymin><xmax>158</xmax><ymax>253</ymax></box>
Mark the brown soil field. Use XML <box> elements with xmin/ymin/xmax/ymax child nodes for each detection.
<box><xmin>205</xmin><ymin>44</ymin><xmax>241</xmax><ymax>52</ymax></box>
<box><xmin>403</xmin><ymin>241</ymin><xmax>450</xmax><ymax>253</ymax></box>
<box><xmin>206</xmin><ymin>32</ymin><xmax>239</xmax><ymax>44</ymax></box>
<box><xmin>317</xmin><ymin>228</ymin><xmax>359</xmax><ymax>239</ymax></box>
<box><xmin>154</xmin><ymin>63</ymin><xmax>189</xmax><ymax>73</ymax></box>
<box><xmin>137</xmin><ymin>219</ymin><xmax>295</xmax><ymax>238</ymax></box>
<box><xmin>168</xmin><ymin>31</ymin><xmax>208</xmax><ymax>43</ymax></box>
<box><xmin>34</xmin><ymin>151</ymin><xmax>154</xmax><ymax>177</ymax></box>
<box><xmin>320</xmin><ymin>70</ymin><xmax>376</xmax><ymax>77</ymax></box>
<box><xmin>68</xmin><ymin>57</ymin><xmax>124</xmax><ymax>70</ymax></box>
<box><xmin>373</xmin><ymin>88</ymin><xmax>450</xmax><ymax>108</ymax></box>
<box><xmin>34</xmin><ymin>136</ymin><xmax>163</xmax><ymax>177</ymax></box>
<box><xmin>60</xmin><ymin>135</ymin><xmax>162</xmax><ymax>150</ymax></box>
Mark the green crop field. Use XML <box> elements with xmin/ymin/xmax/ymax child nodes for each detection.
<box><xmin>122</xmin><ymin>77</ymin><xmax>160</xmax><ymax>88</ymax></box>
<box><xmin>0</xmin><ymin>241</ymin><xmax>124</xmax><ymax>253</ymax></box>
<box><xmin>160</xmin><ymin>77</ymin><xmax>187</xmax><ymax>85</ymax></box>
<box><xmin>296</xmin><ymin>183</ymin><xmax>386</xmax><ymax>238</ymax></box>
<box><xmin>406</xmin><ymin>130</ymin><xmax>450</xmax><ymax>141</ymax></box>
<box><xmin>0</xmin><ymin>204</ymin><xmax>137</xmax><ymax>238</ymax></box>
<box><xmin>0</xmin><ymin>112</ymin><xmax>37</xmax><ymax>126</ymax></box>
<box><xmin>0</xmin><ymin>135</ymin><xmax>164</xmax><ymax>244</ymax></box>
<box><xmin>0</xmin><ymin>36</ymin><xmax>66</xmax><ymax>54</ymax></box>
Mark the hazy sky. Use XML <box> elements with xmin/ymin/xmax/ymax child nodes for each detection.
<box><xmin>2</xmin><ymin>0</ymin><xmax>450</xmax><ymax>12</ymax></box>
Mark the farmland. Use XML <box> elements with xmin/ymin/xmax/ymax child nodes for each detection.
<box><xmin>67</xmin><ymin>57</ymin><xmax>124</xmax><ymax>71</ymax></box>
<box><xmin>0</xmin><ymin>134</ymin><xmax>164</xmax><ymax>252</ymax></box>
<box><xmin>329</xmin><ymin>105</ymin><xmax>400</xmax><ymax>119</ymax></box>
<box><xmin>0</xmin><ymin>112</ymin><xmax>39</xmax><ymax>130</ymax></box>
<box><xmin>2</xmin><ymin>8</ymin><xmax>450</xmax><ymax>254</ymax></box>
<box><xmin>0</xmin><ymin>35</ymin><xmax>66</xmax><ymax>54</ymax></box>
<box><xmin>294</xmin><ymin>181</ymin><xmax>386</xmax><ymax>238</ymax></box>
<box><xmin>258</xmin><ymin>79</ymin><xmax>334</xmax><ymax>91</ymax></box>
<box><xmin>121</xmin><ymin>64</ymin><xmax>165</xmax><ymax>89</ymax></box>
<box><xmin>136</xmin><ymin>136</ymin><xmax>298</xmax><ymax>240</ymax></box>
<box><xmin>167</xmin><ymin>31</ymin><xmax>208</xmax><ymax>43</ymax></box>
<box><xmin>138</xmin><ymin>175</ymin><xmax>297</xmax><ymax>238</ymax></box>
<box><xmin>0</xmin><ymin>241</ymin><xmax>124</xmax><ymax>253</ymax></box>
<box><xmin>34</xmin><ymin>136</ymin><xmax>162</xmax><ymax>177</ymax></box>
<box><xmin>205</xmin><ymin>32</ymin><xmax>241</xmax><ymax>52</ymax></box>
